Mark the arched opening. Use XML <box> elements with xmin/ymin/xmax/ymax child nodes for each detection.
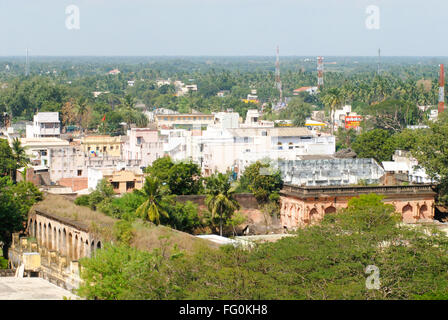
<box><xmin>53</xmin><ymin>227</ymin><xmax>57</xmax><ymax>251</ymax></box>
<box><xmin>48</xmin><ymin>223</ymin><xmax>52</xmax><ymax>250</ymax></box>
<box><xmin>325</xmin><ymin>206</ymin><xmax>337</xmax><ymax>214</ymax></box>
<box><xmin>33</xmin><ymin>220</ymin><xmax>37</xmax><ymax>238</ymax></box>
<box><xmin>79</xmin><ymin>238</ymin><xmax>85</xmax><ymax>258</ymax></box>
<box><xmin>29</xmin><ymin>218</ymin><xmax>33</xmax><ymax>236</ymax></box>
<box><xmin>58</xmin><ymin>229</ymin><xmax>61</xmax><ymax>252</ymax></box>
<box><xmin>91</xmin><ymin>240</ymin><xmax>95</xmax><ymax>257</ymax></box>
<box><xmin>402</xmin><ymin>204</ymin><xmax>413</xmax><ymax>222</ymax></box>
<box><xmin>85</xmin><ymin>240</ymin><xmax>89</xmax><ymax>257</ymax></box>
<box><xmin>309</xmin><ymin>208</ymin><xmax>319</xmax><ymax>224</ymax></box>
<box><xmin>43</xmin><ymin>224</ymin><xmax>47</xmax><ymax>247</ymax></box>
<box><xmin>62</xmin><ymin>229</ymin><xmax>67</xmax><ymax>256</ymax></box>
<box><xmin>38</xmin><ymin>222</ymin><xmax>42</xmax><ymax>245</ymax></box>
<box><xmin>419</xmin><ymin>204</ymin><xmax>428</xmax><ymax>219</ymax></box>
<box><xmin>97</xmin><ymin>241</ymin><xmax>102</xmax><ymax>250</ymax></box>
<box><xmin>74</xmin><ymin>235</ymin><xmax>79</xmax><ymax>260</ymax></box>
<box><xmin>68</xmin><ymin>233</ymin><xmax>73</xmax><ymax>260</ymax></box>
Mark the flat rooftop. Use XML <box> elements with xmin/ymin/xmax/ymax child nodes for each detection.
<box><xmin>0</xmin><ymin>277</ymin><xmax>79</xmax><ymax>300</ymax></box>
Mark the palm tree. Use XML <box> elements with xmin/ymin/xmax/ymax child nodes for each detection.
<box><xmin>322</xmin><ymin>88</ymin><xmax>344</xmax><ymax>135</ymax></box>
<box><xmin>75</xmin><ymin>97</ymin><xmax>89</xmax><ymax>133</ymax></box>
<box><xmin>204</xmin><ymin>172</ymin><xmax>240</xmax><ymax>236</ymax></box>
<box><xmin>135</xmin><ymin>176</ymin><xmax>168</xmax><ymax>225</ymax></box>
<box><xmin>11</xmin><ymin>138</ymin><xmax>29</xmax><ymax>183</ymax></box>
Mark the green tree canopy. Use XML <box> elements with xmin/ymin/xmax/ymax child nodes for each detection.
<box><xmin>204</xmin><ymin>172</ymin><xmax>240</xmax><ymax>236</ymax></box>
<box><xmin>352</xmin><ymin>129</ymin><xmax>396</xmax><ymax>163</ymax></box>
<box><xmin>240</xmin><ymin>161</ymin><xmax>283</xmax><ymax>205</ymax></box>
<box><xmin>135</xmin><ymin>176</ymin><xmax>169</xmax><ymax>225</ymax></box>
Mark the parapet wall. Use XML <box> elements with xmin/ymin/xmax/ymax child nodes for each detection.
<box><xmin>280</xmin><ymin>184</ymin><xmax>437</xmax><ymax>229</ymax></box>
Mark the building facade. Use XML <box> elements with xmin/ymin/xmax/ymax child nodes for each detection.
<box><xmin>26</xmin><ymin>112</ymin><xmax>61</xmax><ymax>138</ymax></box>
<box><xmin>279</xmin><ymin>184</ymin><xmax>437</xmax><ymax>229</ymax></box>
<box><xmin>81</xmin><ymin>135</ymin><xmax>122</xmax><ymax>157</ymax></box>
<box><xmin>123</xmin><ymin>128</ymin><xmax>164</xmax><ymax>168</ymax></box>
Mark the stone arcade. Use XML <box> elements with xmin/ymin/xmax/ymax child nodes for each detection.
<box><xmin>279</xmin><ymin>184</ymin><xmax>437</xmax><ymax>230</ymax></box>
<box><xmin>8</xmin><ymin>209</ymin><xmax>103</xmax><ymax>291</ymax></box>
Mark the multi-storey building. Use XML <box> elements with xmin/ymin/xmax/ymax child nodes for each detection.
<box><xmin>155</xmin><ymin>113</ymin><xmax>215</xmax><ymax>130</ymax></box>
<box><xmin>81</xmin><ymin>135</ymin><xmax>122</xmax><ymax>157</ymax></box>
<box><xmin>199</xmin><ymin>127</ymin><xmax>336</xmax><ymax>175</ymax></box>
<box><xmin>123</xmin><ymin>127</ymin><xmax>164</xmax><ymax>168</ymax></box>
<box><xmin>26</xmin><ymin>112</ymin><xmax>61</xmax><ymax>138</ymax></box>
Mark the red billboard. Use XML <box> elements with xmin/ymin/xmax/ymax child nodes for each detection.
<box><xmin>345</xmin><ymin>115</ymin><xmax>363</xmax><ymax>129</ymax></box>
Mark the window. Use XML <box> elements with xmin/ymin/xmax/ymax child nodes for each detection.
<box><xmin>111</xmin><ymin>182</ymin><xmax>119</xmax><ymax>189</ymax></box>
<box><xmin>77</xmin><ymin>170</ymin><xmax>82</xmax><ymax>176</ymax></box>
<box><xmin>126</xmin><ymin>181</ymin><xmax>135</xmax><ymax>190</ymax></box>
<box><xmin>262</xmin><ymin>131</ymin><xmax>267</xmax><ymax>136</ymax></box>
<box><xmin>103</xmin><ymin>146</ymin><xmax>106</xmax><ymax>152</ymax></box>
<box><xmin>137</xmin><ymin>137</ymin><xmax>142</xmax><ymax>144</ymax></box>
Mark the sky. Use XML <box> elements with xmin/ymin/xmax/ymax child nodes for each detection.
<box><xmin>0</xmin><ymin>0</ymin><xmax>445</xmax><ymax>56</ymax></box>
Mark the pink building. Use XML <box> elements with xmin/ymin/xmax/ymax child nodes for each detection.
<box><xmin>123</xmin><ymin>128</ymin><xmax>164</xmax><ymax>168</ymax></box>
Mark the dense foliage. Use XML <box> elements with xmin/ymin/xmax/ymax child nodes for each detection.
<box><xmin>0</xmin><ymin>177</ymin><xmax>42</xmax><ymax>257</ymax></box>
<box><xmin>77</xmin><ymin>194</ymin><xmax>448</xmax><ymax>300</ymax></box>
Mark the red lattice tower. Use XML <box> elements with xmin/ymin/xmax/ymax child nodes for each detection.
<box><xmin>317</xmin><ymin>56</ymin><xmax>324</xmax><ymax>88</ymax></box>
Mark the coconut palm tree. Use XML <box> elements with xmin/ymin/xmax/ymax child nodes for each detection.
<box><xmin>322</xmin><ymin>88</ymin><xmax>344</xmax><ymax>135</ymax></box>
<box><xmin>11</xmin><ymin>138</ymin><xmax>29</xmax><ymax>183</ymax></box>
<box><xmin>204</xmin><ymin>172</ymin><xmax>240</xmax><ymax>236</ymax></box>
<box><xmin>135</xmin><ymin>176</ymin><xmax>168</xmax><ymax>225</ymax></box>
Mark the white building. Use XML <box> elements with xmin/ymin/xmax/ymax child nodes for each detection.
<box><xmin>156</xmin><ymin>79</ymin><xmax>171</xmax><ymax>87</ymax></box>
<box><xmin>199</xmin><ymin>127</ymin><xmax>336</xmax><ymax>175</ymax></box>
<box><xmin>122</xmin><ymin>127</ymin><xmax>164</xmax><ymax>168</ymax></box>
<box><xmin>382</xmin><ymin>150</ymin><xmax>433</xmax><ymax>184</ymax></box>
<box><xmin>240</xmin><ymin>109</ymin><xmax>274</xmax><ymax>128</ymax></box>
<box><xmin>160</xmin><ymin>129</ymin><xmax>203</xmax><ymax>163</ymax></box>
<box><xmin>20</xmin><ymin>137</ymin><xmax>69</xmax><ymax>167</ymax></box>
<box><xmin>212</xmin><ymin>112</ymin><xmax>240</xmax><ymax>129</ymax></box>
<box><xmin>26</xmin><ymin>112</ymin><xmax>61</xmax><ymax>138</ymax></box>
<box><xmin>280</xmin><ymin>158</ymin><xmax>385</xmax><ymax>186</ymax></box>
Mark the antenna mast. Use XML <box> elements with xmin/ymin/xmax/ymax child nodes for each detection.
<box><xmin>275</xmin><ymin>45</ymin><xmax>283</xmax><ymax>103</ymax></box>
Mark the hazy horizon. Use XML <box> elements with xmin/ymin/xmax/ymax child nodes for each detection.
<box><xmin>0</xmin><ymin>0</ymin><xmax>445</xmax><ymax>56</ymax></box>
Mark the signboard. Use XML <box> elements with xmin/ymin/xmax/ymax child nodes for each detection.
<box><xmin>345</xmin><ymin>115</ymin><xmax>363</xmax><ymax>129</ymax></box>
